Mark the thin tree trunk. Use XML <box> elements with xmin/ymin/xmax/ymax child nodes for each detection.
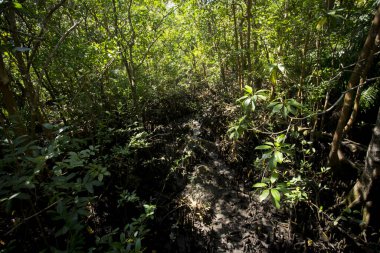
<box><xmin>344</xmin><ymin>34</ymin><xmax>380</xmax><ymax>134</ymax></box>
<box><xmin>7</xmin><ymin>6</ymin><xmax>44</xmax><ymax>136</ymax></box>
<box><xmin>0</xmin><ymin>54</ymin><xmax>26</xmax><ymax>135</ymax></box>
<box><xmin>246</xmin><ymin>0</ymin><xmax>253</xmax><ymax>85</ymax></box>
<box><xmin>232</xmin><ymin>1</ymin><xmax>242</xmax><ymax>89</ymax></box>
<box><xmin>329</xmin><ymin>7</ymin><xmax>380</xmax><ymax>168</ymax></box>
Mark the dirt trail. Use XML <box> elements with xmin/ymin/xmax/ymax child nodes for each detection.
<box><xmin>169</xmin><ymin>119</ymin><xmax>292</xmax><ymax>253</ymax></box>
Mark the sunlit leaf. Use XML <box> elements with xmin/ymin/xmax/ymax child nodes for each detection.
<box><xmin>317</xmin><ymin>16</ymin><xmax>327</xmax><ymax>30</ymax></box>
<box><xmin>255</xmin><ymin>145</ymin><xmax>272</xmax><ymax>150</ymax></box>
<box><xmin>13</xmin><ymin>2</ymin><xmax>22</xmax><ymax>9</ymax></box>
<box><xmin>259</xmin><ymin>189</ymin><xmax>270</xmax><ymax>202</ymax></box>
<box><xmin>274</xmin><ymin>151</ymin><xmax>283</xmax><ymax>163</ymax></box>
<box><xmin>270</xmin><ymin>172</ymin><xmax>278</xmax><ymax>184</ymax></box>
<box><xmin>271</xmin><ymin>188</ymin><xmax>281</xmax><ymax>202</ymax></box>
<box><xmin>252</xmin><ymin>182</ymin><xmax>267</xmax><ymax>188</ymax></box>
<box><xmin>244</xmin><ymin>85</ymin><xmax>253</xmax><ymax>94</ymax></box>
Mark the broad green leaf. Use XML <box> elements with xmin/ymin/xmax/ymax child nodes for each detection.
<box><xmin>244</xmin><ymin>85</ymin><xmax>253</xmax><ymax>94</ymax></box>
<box><xmin>13</xmin><ymin>2</ymin><xmax>22</xmax><ymax>9</ymax></box>
<box><xmin>317</xmin><ymin>16</ymin><xmax>327</xmax><ymax>30</ymax></box>
<box><xmin>287</xmin><ymin>105</ymin><xmax>297</xmax><ymax>115</ymax></box>
<box><xmin>256</xmin><ymin>94</ymin><xmax>267</xmax><ymax>101</ymax></box>
<box><xmin>271</xmin><ymin>189</ymin><xmax>281</xmax><ymax>202</ymax></box>
<box><xmin>252</xmin><ymin>182</ymin><xmax>267</xmax><ymax>188</ymax></box>
<box><xmin>270</xmin><ymin>172</ymin><xmax>278</xmax><ymax>184</ymax></box>
<box><xmin>256</xmin><ymin>89</ymin><xmax>269</xmax><ymax>96</ymax></box>
<box><xmin>259</xmin><ymin>189</ymin><xmax>270</xmax><ymax>202</ymax></box>
<box><xmin>282</xmin><ymin>106</ymin><xmax>288</xmax><ymax>118</ymax></box>
<box><xmin>272</xmin><ymin>103</ymin><xmax>283</xmax><ymax>114</ymax></box>
<box><xmin>262</xmin><ymin>151</ymin><xmax>273</xmax><ymax>160</ymax></box>
<box><xmin>274</xmin><ymin>151</ymin><xmax>283</xmax><ymax>163</ymax></box>
<box><xmin>255</xmin><ymin>145</ymin><xmax>272</xmax><ymax>150</ymax></box>
<box><xmin>243</xmin><ymin>97</ymin><xmax>252</xmax><ymax>108</ymax></box>
<box><xmin>269</xmin><ymin>156</ymin><xmax>277</xmax><ymax>169</ymax></box>
<box><xmin>135</xmin><ymin>238</ymin><xmax>142</xmax><ymax>251</ymax></box>
<box><xmin>236</xmin><ymin>95</ymin><xmax>248</xmax><ymax>103</ymax></box>
<box><xmin>276</xmin><ymin>134</ymin><xmax>286</xmax><ymax>143</ymax></box>
<box><xmin>273</xmin><ymin>198</ymin><xmax>281</xmax><ymax>209</ymax></box>
<box><xmin>287</xmin><ymin>99</ymin><xmax>302</xmax><ymax>108</ymax></box>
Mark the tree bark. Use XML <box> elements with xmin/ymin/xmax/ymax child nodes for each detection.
<box><xmin>0</xmin><ymin>54</ymin><xmax>26</xmax><ymax>135</ymax></box>
<box><xmin>350</xmin><ymin>106</ymin><xmax>380</xmax><ymax>231</ymax></box>
<box><xmin>328</xmin><ymin>6</ymin><xmax>380</xmax><ymax>168</ymax></box>
<box><xmin>232</xmin><ymin>1</ymin><xmax>242</xmax><ymax>89</ymax></box>
<box><xmin>6</xmin><ymin>6</ymin><xmax>45</xmax><ymax>136</ymax></box>
<box><xmin>246</xmin><ymin>0</ymin><xmax>253</xmax><ymax>86</ymax></box>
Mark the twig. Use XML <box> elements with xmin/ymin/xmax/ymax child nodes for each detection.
<box><xmin>5</xmin><ymin>200</ymin><xmax>59</xmax><ymax>236</ymax></box>
<box><xmin>44</xmin><ymin>19</ymin><xmax>82</xmax><ymax>68</ymax></box>
<box><xmin>290</xmin><ymin>76</ymin><xmax>380</xmax><ymax>120</ymax></box>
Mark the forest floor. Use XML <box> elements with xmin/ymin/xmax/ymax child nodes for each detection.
<box><xmin>139</xmin><ymin>88</ymin><xmax>380</xmax><ymax>253</ymax></box>
<box><xmin>165</xmin><ymin>119</ymin><xmax>294</xmax><ymax>253</ymax></box>
<box><xmin>143</xmin><ymin>90</ymin><xmax>342</xmax><ymax>253</ymax></box>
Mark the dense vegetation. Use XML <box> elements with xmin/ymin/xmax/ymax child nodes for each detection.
<box><xmin>1</xmin><ymin>0</ymin><xmax>380</xmax><ymax>252</ymax></box>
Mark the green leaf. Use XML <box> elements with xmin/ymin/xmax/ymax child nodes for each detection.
<box><xmin>287</xmin><ymin>105</ymin><xmax>297</xmax><ymax>115</ymax></box>
<box><xmin>255</xmin><ymin>145</ymin><xmax>272</xmax><ymax>150</ymax></box>
<box><xmin>244</xmin><ymin>85</ymin><xmax>253</xmax><ymax>94</ymax></box>
<box><xmin>273</xmin><ymin>198</ymin><xmax>281</xmax><ymax>209</ymax></box>
<box><xmin>282</xmin><ymin>106</ymin><xmax>289</xmax><ymax>118</ymax></box>
<box><xmin>270</xmin><ymin>172</ymin><xmax>278</xmax><ymax>184</ymax></box>
<box><xmin>243</xmin><ymin>97</ymin><xmax>252</xmax><ymax>108</ymax></box>
<box><xmin>277</xmin><ymin>64</ymin><xmax>285</xmax><ymax>74</ymax></box>
<box><xmin>268</xmin><ymin>101</ymin><xmax>281</xmax><ymax>108</ymax></box>
<box><xmin>269</xmin><ymin>156</ymin><xmax>277</xmax><ymax>169</ymax></box>
<box><xmin>252</xmin><ymin>182</ymin><xmax>267</xmax><ymax>188</ymax></box>
<box><xmin>13</xmin><ymin>2</ymin><xmax>22</xmax><ymax>9</ymax></box>
<box><xmin>272</xmin><ymin>103</ymin><xmax>283</xmax><ymax>114</ymax></box>
<box><xmin>236</xmin><ymin>95</ymin><xmax>248</xmax><ymax>103</ymax></box>
<box><xmin>276</xmin><ymin>134</ymin><xmax>286</xmax><ymax>143</ymax></box>
<box><xmin>287</xmin><ymin>99</ymin><xmax>302</xmax><ymax>108</ymax></box>
<box><xmin>317</xmin><ymin>16</ymin><xmax>327</xmax><ymax>30</ymax></box>
<box><xmin>135</xmin><ymin>238</ymin><xmax>142</xmax><ymax>251</ymax></box>
<box><xmin>85</xmin><ymin>183</ymin><xmax>94</xmax><ymax>193</ymax></box>
<box><xmin>274</xmin><ymin>151</ymin><xmax>283</xmax><ymax>164</ymax></box>
<box><xmin>55</xmin><ymin>226</ymin><xmax>69</xmax><ymax>237</ymax></box>
<box><xmin>271</xmin><ymin>188</ymin><xmax>281</xmax><ymax>202</ymax></box>
<box><xmin>259</xmin><ymin>189</ymin><xmax>270</xmax><ymax>202</ymax></box>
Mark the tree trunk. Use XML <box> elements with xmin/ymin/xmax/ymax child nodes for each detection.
<box><xmin>246</xmin><ymin>0</ymin><xmax>253</xmax><ymax>86</ymax></box>
<box><xmin>350</xmin><ymin>106</ymin><xmax>380</xmax><ymax>232</ymax></box>
<box><xmin>7</xmin><ymin>6</ymin><xmax>44</xmax><ymax>136</ymax></box>
<box><xmin>232</xmin><ymin>1</ymin><xmax>242</xmax><ymax>89</ymax></box>
<box><xmin>328</xmin><ymin>6</ymin><xmax>380</xmax><ymax>168</ymax></box>
<box><xmin>0</xmin><ymin>54</ymin><xmax>26</xmax><ymax>135</ymax></box>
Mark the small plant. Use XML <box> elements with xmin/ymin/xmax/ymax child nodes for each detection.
<box><xmin>268</xmin><ymin>98</ymin><xmax>302</xmax><ymax>118</ymax></box>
